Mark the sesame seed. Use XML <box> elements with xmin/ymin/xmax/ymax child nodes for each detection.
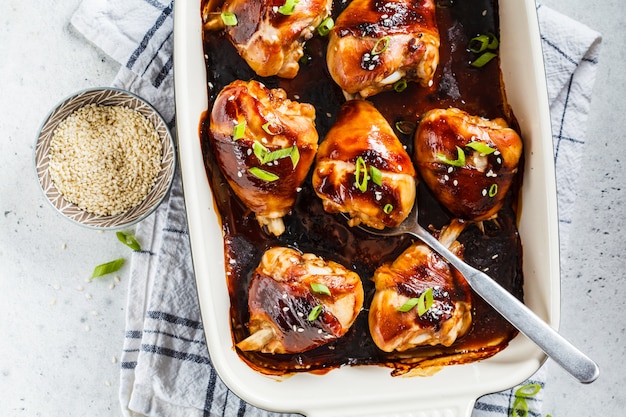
<box><xmin>482</xmin><ymin>189</ymin><xmax>487</xmax><ymax>197</ymax></box>
<box><xmin>48</xmin><ymin>104</ymin><xmax>162</xmax><ymax>216</ymax></box>
<box><xmin>453</xmin><ymin>179</ymin><xmax>458</xmax><ymax>186</ymax></box>
<box><xmin>283</xmin><ymin>306</ymin><xmax>290</xmax><ymax>312</ymax></box>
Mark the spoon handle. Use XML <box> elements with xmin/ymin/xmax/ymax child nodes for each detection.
<box><xmin>410</xmin><ymin>226</ymin><xmax>600</xmax><ymax>384</ymax></box>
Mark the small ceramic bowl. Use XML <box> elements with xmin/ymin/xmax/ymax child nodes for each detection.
<box><xmin>35</xmin><ymin>87</ymin><xmax>176</xmax><ymax>229</ymax></box>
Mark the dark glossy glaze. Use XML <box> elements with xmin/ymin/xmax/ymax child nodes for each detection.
<box><xmin>199</xmin><ymin>0</ymin><xmax>522</xmax><ymax>375</ymax></box>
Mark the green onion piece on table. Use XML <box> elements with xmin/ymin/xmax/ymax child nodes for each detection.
<box><xmin>92</xmin><ymin>258</ymin><xmax>125</xmax><ymax>278</ymax></box>
<box><xmin>116</xmin><ymin>231</ymin><xmax>141</xmax><ymax>251</ymax></box>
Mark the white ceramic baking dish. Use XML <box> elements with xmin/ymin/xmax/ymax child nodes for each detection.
<box><xmin>173</xmin><ymin>0</ymin><xmax>558</xmax><ymax>415</ymax></box>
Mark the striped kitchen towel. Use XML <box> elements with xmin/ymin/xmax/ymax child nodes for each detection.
<box><xmin>70</xmin><ymin>1</ymin><xmax>601</xmax><ymax>416</ymax></box>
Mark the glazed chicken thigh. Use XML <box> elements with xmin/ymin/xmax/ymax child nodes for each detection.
<box><xmin>209</xmin><ymin>80</ymin><xmax>318</xmax><ymax>236</ymax></box>
<box><xmin>312</xmin><ymin>100</ymin><xmax>417</xmax><ymax>229</ymax></box>
<box><xmin>237</xmin><ymin>247</ymin><xmax>364</xmax><ymax>354</ymax></box>
<box><xmin>218</xmin><ymin>0</ymin><xmax>332</xmax><ymax>78</ymax></box>
<box><xmin>369</xmin><ymin>220</ymin><xmax>472</xmax><ymax>352</ymax></box>
<box><xmin>414</xmin><ymin>108</ymin><xmax>523</xmax><ymax>221</ymax></box>
<box><xmin>327</xmin><ymin>0</ymin><xmax>440</xmax><ymax>98</ymax></box>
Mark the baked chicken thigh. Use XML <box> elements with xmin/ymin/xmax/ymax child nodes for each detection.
<box><xmin>209</xmin><ymin>79</ymin><xmax>318</xmax><ymax>236</ymax></box>
<box><xmin>237</xmin><ymin>247</ymin><xmax>364</xmax><ymax>354</ymax></box>
<box><xmin>414</xmin><ymin>108</ymin><xmax>523</xmax><ymax>221</ymax></box>
<box><xmin>217</xmin><ymin>0</ymin><xmax>332</xmax><ymax>78</ymax></box>
<box><xmin>369</xmin><ymin>220</ymin><xmax>471</xmax><ymax>352</ymax></box>
<box><xmin>312</xmin><ymin>100</ymin><xmax>417</xmax><ymax>229</ymax></box>
<box><xmin>327</xmin><ymin>0</ymin><xmax>440</xmax><ymax>98</ymax></box>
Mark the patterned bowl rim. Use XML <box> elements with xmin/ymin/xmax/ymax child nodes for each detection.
<box><xmin>34</xmin><ymin>86</ymin><xmax>176</xmax><ymax>230</ymax></box>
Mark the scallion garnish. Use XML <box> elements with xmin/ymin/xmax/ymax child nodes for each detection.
<box><xmin>468</xmin><ymin>34</ymin><xmax>499</xmax><ymax>53</ymax></box>
<box><xmin>383</xmin><ymin>204</ymin><xmax>394</xmax><ymax>214</ymax></box>
<box><xmin>398</xmin><ymin>288</ymin><xmax>434</xmax><ymax>316</ymax></box>
<box><xmin>290</xmin><ymin>145</ymin><xmax>300</xmax><ymax>168</ymax></box>
<box><xmin>277</xmin><ymin>0</ymin><xmax>299</xmax><ymax>15</ymax></box>
<box><xmin>262</xmin><ymin>121</ymin><xmax>283</xmax><ymax>135</ymax></box>
<box><xmin>252</xmin><ymin>142</ymin><xmax>300</xmax><ymax>169</ymax></box>
<box><xmin>393</xmin><ymin>79</ymin><xmax>408</xmax><ymax>92</ymax></box>
<box><xmin>488</xmin><ymin>183</ymin><xmax>498</xmax><ymax>197</ymax></box>
<box><xmin>369</xmin><ymin>165</ymin><xmax>382</xmax><ymax>186</ymax></box>
<box><xmin>317</xmin><ymin>17</ymin><xmax>334</xmax><ymax>36</ymax></box>
<box><xmin>467</xmin><ymin>141</ymin><xmax>496</xmax><ymax>154</ymax></box>
<box><xmin>311</xmin><ymin>282</ymin><xmax>331</xmax><ymax>296</ymax></box>
<box><xmin>510</xmin><ymin>383</ymin><xmax>543</xmax><ymax>417</ymax></box>
<box><xmin>371</xmin><ymin>36</ymin><xmax>390</xmax><ymax>55</ymax></box>
<box><xmin>233</xmin><ymin>120</ymin><xmax>246</xmax><ymax>140</ymax></box>
<box><xmin>249</xmin><ymin>167</ymin><xmax>279</xmax><ymax>182</ymax></box>
<box><xmin>116</xmin><ymin>231</ymin><xmax>141</xmax><ymax>251</ymax></box>
<box><xmin>92</xmin><ymin>258</ymin><xmax>125</xmax><ymax>278</ymax></box>
<box><xmin>470</xmin><ymin>51</ymin><xmax>497</xmax><ymax>68</ymax></box>
<box><xmin>437</xmin><ymin>146</ymin><xmax>466</xmax><ymax>167</ymax></box>
<box><xmin>308</xmin><ymin>305</ymin><xmax>323</xmax><ymax>321</ymax></box>
<box><xmin>395</xmin><ymin>120</ymin><xmax>416</xmax><ymax>135</ymax></box>
<box><xmin>220</xmin><ymin>11</ymin><xmax>238</xmax><ymax>26</ymax></box>
<box><xmin>354</xmin><ymin>156</ymin><xmax>368</xmax><ymax>192</ymax></box>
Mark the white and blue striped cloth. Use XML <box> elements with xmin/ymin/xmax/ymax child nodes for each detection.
<box><xmin>71</xmin><ymin>2</ymin><xmax>601</xmax><ymax>416</ymax></box>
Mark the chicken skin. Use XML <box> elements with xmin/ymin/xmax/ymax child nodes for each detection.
<box><xmin>414</xmin><ymin>108</ymin><xmax>523</xmax><ymax>221</ymax></box>
<box><xmin>209</xmin><ymin>80</ymin><xmax>318</xmax><ymax>236</ymax></box>
<box><xmin>327</xmin><ymin>0</ymin><xmax>439</xmax><ymax>98</ymax></box>
<box><xmin>312</xmin><ymin>100</ymin><xmax>417</xmax><ymax>230</ymax></box>
<box><xmin>369</xmin><ymin>220</ymin><xmax>471</xmax><ymax>352</ymax></box>
<box><xmin>218</xmin><ymin>0</ymin><xmax>332</xmax><ymax>78</ymax></box>
<box><xmin>237</xmin><ymin>247</ymin><xmax>364</xmax><ymax>354</ymax></box>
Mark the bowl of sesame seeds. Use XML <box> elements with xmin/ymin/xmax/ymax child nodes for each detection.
<box><xmin>35</xmin><ymin>87</ymin><xmax>176</xmax><ymax>229</ymax></box>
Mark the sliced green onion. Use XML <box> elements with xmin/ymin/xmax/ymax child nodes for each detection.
<box><xmin>515</xmin><ymin>383</ymin><xmax>542</xmax><ymax>398</ymax></box>
<box><xmin>308</xmin><ymin>305</ymin><xmax>323</xmax><ymax>321</ymax></box>
<box><xmin>289</xmin><ymin>145</ymin><xmax>300</xmax><ymax>168</ymax></box>
<box><xmin>398</xmin><ymin>297</ymin><xmax>419</xmax><ymax>312</ymax></box>
<box><xmin>265</xmin><ymin>147</ymin><xmax>294</xmax><ymax>163</ymax></box>
<box><xmin>92</xmin><ymin>258</ymin><xmax>125</xmax><ymax>278</ymax></box>
<box><xmin>252</xmin><ymin>141</ymin><xmax>268</xmax><ymax>162</ymax></box>
<box><xmin>369</xmin><ymin>166</ymin><xmax>382</xmax><ymax>186</ymax></box>
<box><xmin>398</xmin><ymin>288</ymin><xmax>433</xmax><ymax>316</ymax></box>
<box><xmin>116</xmin><ymin>231</ymin><xmax>141</xmax><ymax>251</ymax></box>
<box><xmin>317</xmin><ymin>17</ymin><xmax>334</xmax><ymax>36</ymax></box>
<box><xmin>311</xmin><ymin>282</ymin><xmax>331</xmax><ymax>296</ymax></box>
<box><xmin>395</xmin><ymin>120</ymin><xmax>416</xmax><ymax>135</ymax></box>
<box><xmin>469</xmin><ymin>33</ymin><xmax>498</xmax><ymax>53</ymax></box>
<box><xmin>383</xmin><ymin>204</ymin><xmax>394</xmax><ymax>214</ymax></box>
<box><xmin>511</xmin><ymin>397</ymin><xmax>529</xmax><ymax>417</ymax></box>
<box><xmin>233</xmin><ymin>120</ymin><xmax>246</xmax><ymax>140</ymax></box>
<box><xmin>488</xmin><ymin>183</ymin><xmax>498</xmax><ymax>197</ymax></box>
<box><xmin>470</xmin><ymin>51</ymin><xmax>497</xmax><ymax>68</ymax></box>
<box><xmin>437</xmin><ymin>146</ymin><xmax>466</xmax><ymax>167</ymax></box>
<box><xmin>262</xmin><ymin>121</ymin><xmax>283</xmax><ymax>135</ymax></box>
<box><xmin>393</xmin><ymin>79</ymin><xmax>408</xmax><ymax>92</ymax></box>
<box><xmin>417</xmin><ymin>288</ymin><xmax>434</xmax><ymax>316</ymax></box>
<box><xmin>354</xmin><ymin>156</ymin><xmax>368</xmax><ymax>192</ymax></box>
<box><xmin>467</xmin><ymin>141</ymin><xmax>496</xmax><ymax>154</ymax></box>
<box><xmin>249</xmin><ymin>167</ymin><xmax>279</xmax><ymax>182</ymax></box>
<box><xmin>220</xmin><ymin>11</ymin><xmax>238</xmax><ymax>26</ymax></box>
<box><xmin>277</xmin><ymin>0</ymin><xmax>299</xmax><ymax>15</ymax></box>
<box><xmin>371</xmin><ymin>36</ymin><xmax>390</xmax><ymax>55</ymax></box>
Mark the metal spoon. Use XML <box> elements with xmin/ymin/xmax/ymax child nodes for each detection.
<box><xmin>347</xmin><ymin>207</ymin><xmax>600</xmax><ymax>383</ymax></box>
